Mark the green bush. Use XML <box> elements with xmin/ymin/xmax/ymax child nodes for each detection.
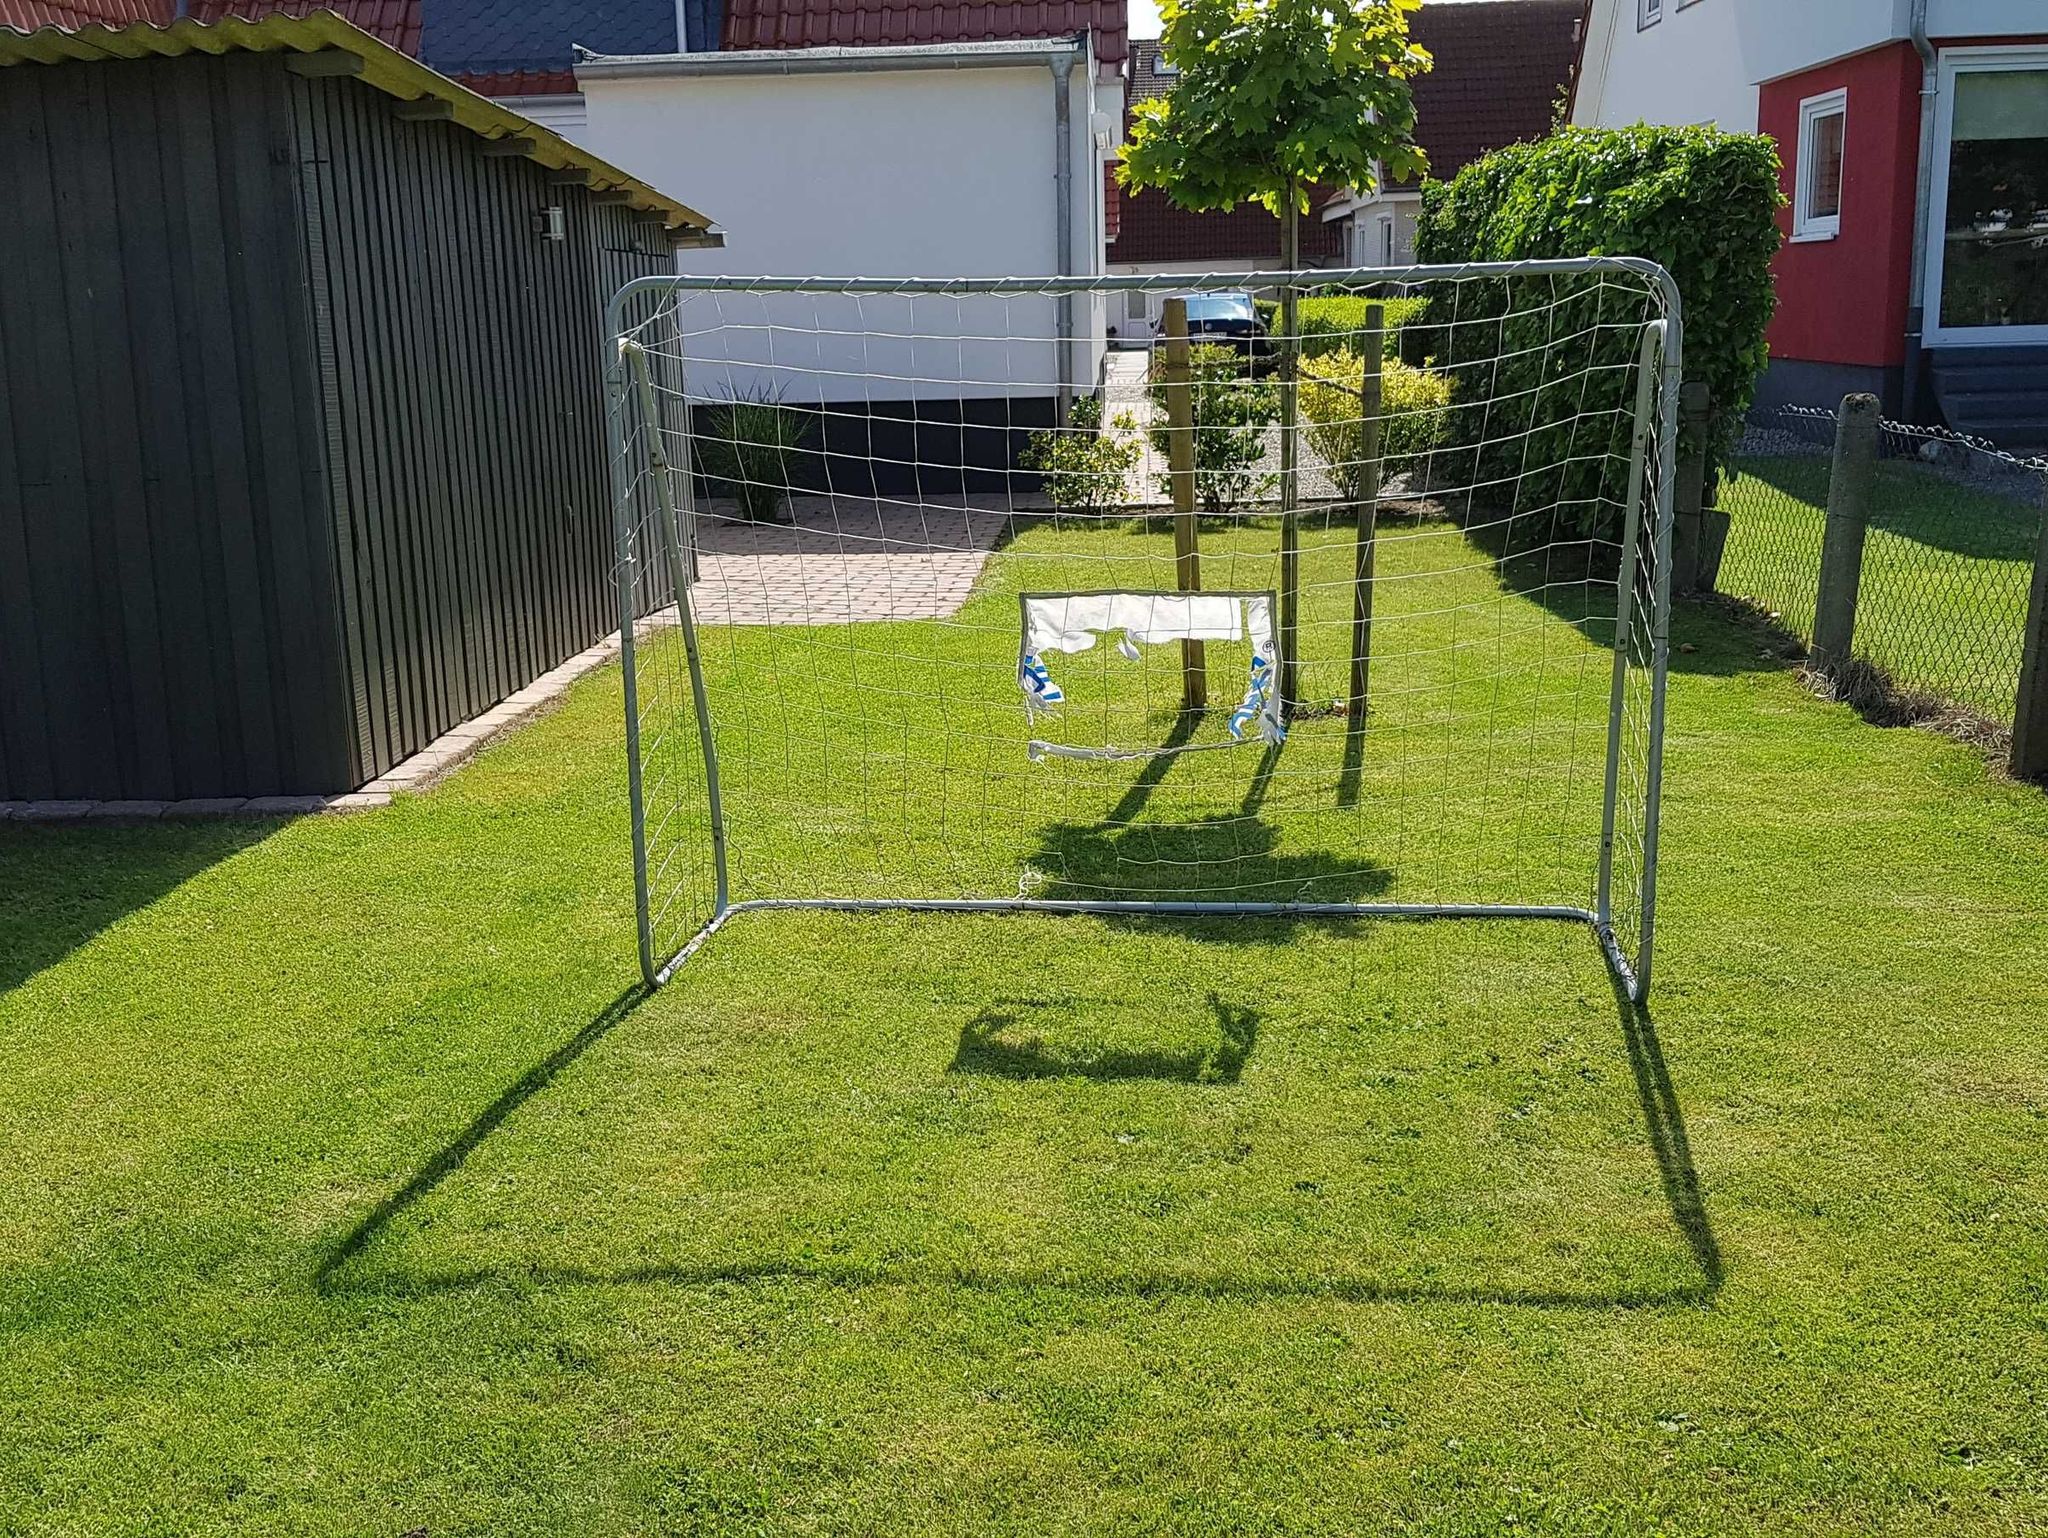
<box><xmin>1256</xmin><ymin>295</ymin><xmax>1428</xmax><ymax>359</ymax></box>
<box><xmin>1147</xmin><ymin>344</ymin><xmax>1278</xmax><ymax>516</ymax></box>
<box><xmin>1021</xmin><ymin>394</ymin><xmax>1144</xmax><ymax>516</ymax></box>
<box><xmin>696</xmin><ymin>388</ymin><xmax>817</xmax><ymax>523</ymax></box>
<box><xmin>1299</xmin><ymin>351</ymin><xmax>1453</xmax><ymax>493</ymax></box>
<box><xmin>1414</xmin><ymin>124</ymin><xmax>1782</xmax><ymax>537</ymax></box>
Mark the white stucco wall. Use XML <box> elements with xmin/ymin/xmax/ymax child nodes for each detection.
<box><xmin>578</xmin><ymin>56</ymin><xmax>1108</xmax><ymax>403</ymax></box>
<box><xmin>1574</xmin><ymin>0</ymin><xmax>2041</xmax><ymax>132</ymax></box>
<box><xmin>1572</xmin><ymin>0</ymin><xmax>1761</xmax><ymax>130</ymax></box>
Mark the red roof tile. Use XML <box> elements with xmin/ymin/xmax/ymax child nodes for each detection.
<box><xmin>453</xmin><ymin>66</ymin><xmax>578</xmax><ymax>95</ymax></box>
<box><xmin>723</xmin><ymin>0</ymin><xmax>1126</xmax><ymax>67</ymax></box>
<box><xmin>1401</xmin><ymin>0</ymin><xmax>1581</xmax><ymax>182</ymax></box>
<box><xmin>184</xmin><ymin>0</ymin><xmax>421</xmax><ymax>54</ymax></box>
<box><xmin>1107</xmin><ymin>183</ymin><xmax>1344</xmax><ymax>268</ymax></box>
<box><xmin>0</xmin><ymin>0</ymin><xmax>166</xmax><ymax>27</ymax></box>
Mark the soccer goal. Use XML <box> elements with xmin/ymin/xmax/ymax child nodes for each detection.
<box><xmin>604</xmin><ymin>260</ymin><xmax>1680</xmax><ymax>1002</ymax></box>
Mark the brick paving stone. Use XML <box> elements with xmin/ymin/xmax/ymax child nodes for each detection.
<box><xmin>691</xmin><ymin>495</ymin><xmax>1010</xmax><ymax>626</ymax></box>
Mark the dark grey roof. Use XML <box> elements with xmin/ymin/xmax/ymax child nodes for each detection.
<box><xmin>420</xmin><ymin>0</ymin><xmax>680</xmax><ymax>76</ymax></box>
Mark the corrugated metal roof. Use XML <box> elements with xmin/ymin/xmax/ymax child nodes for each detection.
<box><xmin>0</xmin><ymin>11</ymin><xmax>717</xmax><ymax>233</ymax></box>
<box><xmin>723</xmin><ymin>0</ymin><xmax>1125</xmax><ymax>67</ymax></box>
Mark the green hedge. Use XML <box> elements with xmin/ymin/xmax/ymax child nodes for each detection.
<box><xmin>1414</xmin><ymin>124</ymin><xmax>1782</xmax><ymax>537</ymax></box>
<box><xmin>1256</xmin><ymin>295</ymin><xmax>1427</xmax><ymax>359</ymax></box>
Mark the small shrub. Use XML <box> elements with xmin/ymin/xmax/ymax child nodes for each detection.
<box><xmin>696</xmin><ymin>388</ymin><xmax>816</xmax><ymax>523</ymax></box>
<box><xmin>1147</xmin><ymin>344</ymin><xmax>1278</xmax><ymax>516</ymax></box>
<box><xmin>1299</xmin><ymin>351</ymin><xmax>1452</xmax><ymax>494</ymax></box>
<box><xmin>1021</xmin><ymin>395</ymin><xmax>1143</xmax><ymax>515</ymax></box>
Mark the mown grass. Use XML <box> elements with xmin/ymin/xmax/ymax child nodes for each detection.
<box><xmin>3</xmin><ymin>512</ymin><xmax>2047</xmax><ymax>1536</ymax></box>
<box><xmin>1718</xmin><ymin>454</ymin><xmax>2041</xmax><ymax>721</ymax></box>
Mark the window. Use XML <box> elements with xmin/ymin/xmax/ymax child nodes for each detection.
<box><xmin>1638</xmin><ymin>0</ymin><xmax>1661</xmax><ymax>28</ymax></box>
<box><xmin>1929</xmin><ymin>48</ymin><xmax>2048</xmax><ymax>340</ymax></box>
<box><xmin>1377</xmin><ymin>214</ymin><xmax>1396</xmax><ymax>267</ymax></box>
<box><xmin>1794</xmin><ymin>89</ymin><xmax>1847</xmax><ymax>241</ymax></box>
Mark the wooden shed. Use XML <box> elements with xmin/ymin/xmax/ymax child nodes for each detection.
<box><xmin>0</xmin><ymin>13</ymin><xmax>718</xmax><ymax>802</ymax></box>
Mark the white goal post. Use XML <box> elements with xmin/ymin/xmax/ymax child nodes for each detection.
<box><xmin>604</xmin><ymin>260</ymin><xmax>1681</xmax><ymax>1002</ymax></box>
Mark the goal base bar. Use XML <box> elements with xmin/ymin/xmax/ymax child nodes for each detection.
<box><xmin>650</xmin><ymin>898</ymin><xmax>1648</xmax><ymax>1004</ymax></box>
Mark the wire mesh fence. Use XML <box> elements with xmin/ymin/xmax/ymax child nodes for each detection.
<box><xmin>1718</xmin><ymin>404</ymin><xmax>2048</xmax><ymax>727</ymax></box>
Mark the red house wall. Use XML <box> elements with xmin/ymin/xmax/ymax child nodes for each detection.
<box><xmin>1759</xmin><ymin>41</ymin><xmax>1922</xmax><ymax>370</ymax></box>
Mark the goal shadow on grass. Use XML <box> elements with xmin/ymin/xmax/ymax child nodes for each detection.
<box><xmin>950</xmin><ymin>993</ymin><xmax>1259</xmax><ymax>1085</ymax></box>
<box><xmin>318</xmin><ymin>941</ymin><xmax>1722</xmax><ymax>1312</ymax></box>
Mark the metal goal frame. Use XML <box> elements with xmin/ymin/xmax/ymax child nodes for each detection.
<box><xmin>603</xmin><ymin>259</ymin><xmax>1683</xmax><ymax>1003</ymax></box>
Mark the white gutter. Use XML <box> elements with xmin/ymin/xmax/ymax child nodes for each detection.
<box><xmin>574</xmin><ymin>36</ymin><xmax>1089</xmax><ymax>80</ymax></box>
<box><xmin>1905</xmin><ymin>0</ymin><xmax>1939</xmax><ymax>412</ymax></box>
<box><xmin>1052</xmin><ymin>41</ymin><xmax>1079</xmax><ymax>415</ymax></box>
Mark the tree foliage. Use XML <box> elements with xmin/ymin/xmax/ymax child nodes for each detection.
<box><xmin>1118</xmin><ymin>0</ymin><xmax>1431</xmax><ymax>218</ymax></box>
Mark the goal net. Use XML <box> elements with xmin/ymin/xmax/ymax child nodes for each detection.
<box><xmin>606</xmin><ymin>262</ymin><xmax>1679</xmax><ymax>1000</ymax></box>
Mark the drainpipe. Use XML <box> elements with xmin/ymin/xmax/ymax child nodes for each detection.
<box><xmin>1052</xmin><ymin>43</ymin><xmax>1078</xmax><ymax>420</ymax></box>
<box><xmin>1904</xmin><ymin>0</ymin><xmax>1938</xmax><ymax>420</ymax></box>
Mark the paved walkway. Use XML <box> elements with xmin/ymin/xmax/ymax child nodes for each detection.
<box><xmin>689</xmin><ymin>495</ymin><xmax>1012</xmax><ymax>625</ymax></box>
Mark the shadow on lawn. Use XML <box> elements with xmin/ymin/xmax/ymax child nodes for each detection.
<box><xmin>1738</xmin><ymin>454</ymin><xmax>2044</xmax><ymax>562</ymax></box>
<box><xmin>317</xmin><ymin>983</ymin><xmax>650</xmax><ymax>1285</ymax></box>
<box><xmin>1025</xmin><ymin>727</ymin><xmax>1391</xmax><ymax>928</ymax></box>
<box><xmin>1457</xmin><ymin>505</ymin><xmax>1798</xmax><ymax>681</ymax></box>
<box><xmin>0</xmin><ymin>819</ymin><xmax>272</xmax><ymax>996</ymax></box>
<box><xmin>322</xmin><ymin>938</ymin><xmax>1722</xmax><ymax>1311</ymax></box>
<box><xmin>951</xmin><ymin>993</ymin><xmax>1258</xmax><ymax>1084</ymax></box>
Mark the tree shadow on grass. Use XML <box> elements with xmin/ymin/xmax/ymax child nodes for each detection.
<box><xmin>1028</xmin><ymin>814</ymin><xmax>1391</xmax><ymax>931</ymax></box>
<box><xmin>951</xmin><ymin>993</ymin><xmax>1258</xmax><ymax>1085</ymax></box>
<box><xmin>1024</xmin><ymin>729</ymin><xmax>1388</xmax><ymax>931</ymax></box>
<box><xmin>0</xmin><ymin>819</ymin><xmax>272</xmax><ymax>996</ymax></box>
<box><xmin>322</xmin><ymin>933</ymin><xmax>1722</xmax><ymax>1311</ymax></box>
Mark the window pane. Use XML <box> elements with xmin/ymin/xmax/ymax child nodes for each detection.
<box><xmin>1808</xmin><ymin>111</ymin><xmax>1845</xmax><ymax>221</ymax></box>
<box><xmin>1940</xmin><ymin>68</ymin><xmax>2048</xmax><ymax>331</ymax></box>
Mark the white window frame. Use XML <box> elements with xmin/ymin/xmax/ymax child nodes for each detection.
<box><xmin>1638</xmin><ymin>0</ymin><xmax>1662</xmax><ymax>29</ymax></box>
<box><xmin>1925</xmin><ymin>45</ymin><xmax>2048</xmax><ymax>347</ymax></box>
<box><xmin>1791</xmin><ymin>88</ymin><xmax>1847</xmax><ymax>243</ymax></box>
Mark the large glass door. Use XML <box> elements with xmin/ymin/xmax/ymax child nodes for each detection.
<box><xmin>1927</xmin><ymin>48</ymin><xmax>2048</xmax><ymax>345</ymax></box>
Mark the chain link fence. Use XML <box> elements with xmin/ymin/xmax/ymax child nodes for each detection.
<box><xmin>1717</xmin><ymin>404</ymin><xmax>2048</xmax><ymax>729</ymax></box>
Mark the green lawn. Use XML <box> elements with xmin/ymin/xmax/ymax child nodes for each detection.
<box><xmin>4</xmin><ymin>513</ymin><xmax>2048</xmax><ymax>1535</ymax></box>
<box><xmin>1718</xmin><ymin>454</ymin><xmax>2041</xmax><ymax>721</ymax></box>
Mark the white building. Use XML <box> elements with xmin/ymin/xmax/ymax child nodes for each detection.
<box><xmin>575</xmin><ymin>38</ymin><xmax>1120</xmax><ymax>488</ymax></box>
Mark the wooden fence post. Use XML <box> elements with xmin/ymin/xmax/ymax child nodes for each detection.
<box><xmin>1811</xmin><ymin>393</ymin><xmax>1881</xmax><ymax>676</ymax></box>
<box><xmin>1348</xmin><ymin>302</ymin><xmax>1386</xmax><ymax>717</ymax></box>
<box><xmin>1162</xmin><ymin>297</ymin><xmax>1206</xmax><ymax>712</ymax></box>
<box><xmin>1671</xmin><ymin>381</ymin><xmax>1711</xmax><ymax>593</ymax></box>
<box><xmin>2011</xmin><ymin>471</ymin><xmax>2048</xmax><ymax>782</ymax></box>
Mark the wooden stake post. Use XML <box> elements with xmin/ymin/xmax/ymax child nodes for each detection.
<box><xmin>1161</xmin><ymin>297</ymin><xmax>1206</xmax><ymax>711</ymax></box>
<box><xmin>1348</xmin><ymin>302</ymin><xmax>1386</xmax><ymax>716</ymax></box>
<box><xmin>1277</xmin><ymin>188</ymin><xmax>1302</xmax><ymax>713</ymax></box>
